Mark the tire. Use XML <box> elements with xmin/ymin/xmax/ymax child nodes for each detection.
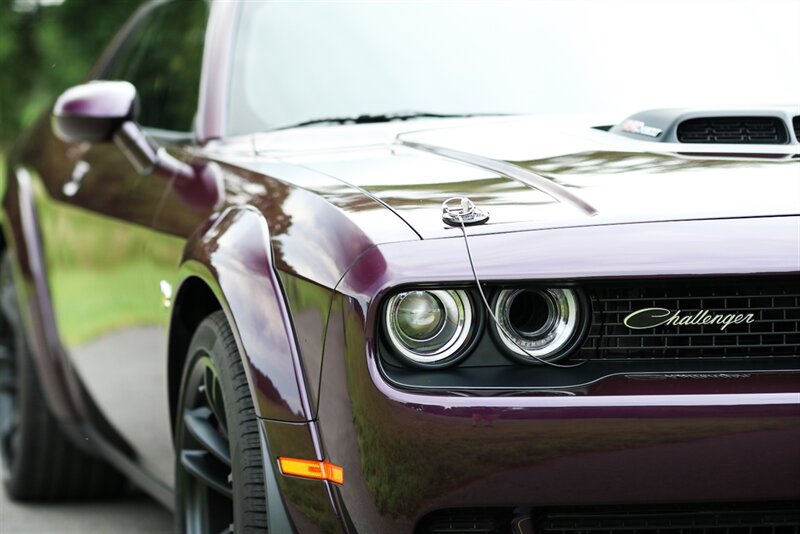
<box><xmin>0</xmin><ymin>251</ymin><xmax>126</xmax><ymax>500</ymax></box>
<box><xmin>175</xmin><ymin>310</ymin><xmax>268</xmax><ymax>533</ymax></box>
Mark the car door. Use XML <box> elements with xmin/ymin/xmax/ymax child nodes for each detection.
<box><xmin>33</xmin><ymin>0</ymin><xmax>209</xmax><ymax>488</ymax></box>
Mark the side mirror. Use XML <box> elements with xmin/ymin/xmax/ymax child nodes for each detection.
<box><xmin>52</xmin><ymin>81</ymin><xmax>137</xmax><ymax>143</ymax></box>
<box><xmin>51</xmin><ymin>80</ymin><xmax>222</xmax><ymax>210</ymax></box>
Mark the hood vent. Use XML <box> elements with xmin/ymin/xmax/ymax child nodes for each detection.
<box><xmin>677</xmin><ymin>116</ymin><xmax>788</xmax><ymax>144</ymax></box>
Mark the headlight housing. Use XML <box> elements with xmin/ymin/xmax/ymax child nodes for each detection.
<box><xmin>492</xmin><ymin>287</ymin><xmax>581</xmax><ymax>364</ymax></box>
<box><xmin>384</xmin><ymin>289</ymin><xmax>474</xmax><ymax>367</ymax></box>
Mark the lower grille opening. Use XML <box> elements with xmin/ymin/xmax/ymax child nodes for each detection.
<box><xmin>543</xmin><ymin>509</ymin><xmax>800</xmax><ymax>533</ymax></box>
<box><xmin>416</xmin><ymin>505</ymin><xmax>800</xmax><ymax>534</ymax></box>
<box><xmin>415</xmin><ymin>508</ymin><xmax>513</xmax><ymax>534</ymax></box>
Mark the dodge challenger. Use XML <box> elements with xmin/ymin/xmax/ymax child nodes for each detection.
<box><xmin>1</xmin><ymin>0</ymin><xmax>799</xmax><ymax>533</ymax></box>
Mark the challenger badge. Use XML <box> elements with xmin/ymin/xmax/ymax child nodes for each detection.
<box><xmin>624</xmin><ymin>308</ymin><xmax>755</xmax><ymax>331</ymax></box>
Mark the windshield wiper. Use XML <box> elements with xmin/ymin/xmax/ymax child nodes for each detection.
<box><xmin>278</xmin><ymin>111</ymin><xmax>505</xmax><ymax>130</ymax></box>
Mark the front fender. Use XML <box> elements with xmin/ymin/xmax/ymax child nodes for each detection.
<box><xmin>176</xmin><ymin>206</ymin><xmax>313</xmax><ymax>422</ymax></box>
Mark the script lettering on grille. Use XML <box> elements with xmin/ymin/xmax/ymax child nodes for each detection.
<box><xmin>623</xmin><ymin>308</ymin><xmax>755</xmax><ymax>331</ymax></box>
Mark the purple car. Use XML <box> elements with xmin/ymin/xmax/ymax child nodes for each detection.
<box><xmin>1</xmin><ymin>1</ymin><xmax>799</xmax><ymax>532</ymax></box>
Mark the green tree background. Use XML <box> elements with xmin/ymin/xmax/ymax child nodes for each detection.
<box><xmin>0</xmin><ymin>0</ymin><xmax>146</xmax><ymax>146</ymax></box>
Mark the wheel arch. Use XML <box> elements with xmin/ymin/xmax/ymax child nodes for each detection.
<box><xmin>169</xmin><ymin>206</ymin><xmax>314</xmax><ymax>427</ymax></box>
<box><xmin>168</xmin><ymin>265</ymin><xmax>305</xmax><ymax>533</ymax></box>
<box><xmin>166</xmin><ymin>273</ymin><xmax>222</xmax><ymax>434</ymax></box>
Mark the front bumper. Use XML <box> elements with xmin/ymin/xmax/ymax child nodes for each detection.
<box><xmin>309</xmin><ymin>292</ymin><xmax>800</xmax><ymax>533</ymax></box>
<box><xmin>289</xmin><ymin>221</ymin><xmax>800</xmax><ymax>532</ymax></box>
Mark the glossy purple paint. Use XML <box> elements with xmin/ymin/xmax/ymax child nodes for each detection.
<box><xmin>53</xmin><ymin>81</ymin><xmax>136</xmax><ymax>120</ymax></box>
<box><xmin>341</xmin><ymin>216</ymin><xmax>800</xmax><ymax>297</ymax></box>
<box><xmin>1</xmin><ymin>166</ymin><xmax>82</xmax><ymax>421</ymax></box>
<box><xmin>179</xmin><ymin>208</ymin><xmax>313</xmax><ymax>422</ymax></box>
<box><xmin>280</xmin><ymin>125</ymin><xmax>800</xmax><ymax>240</ymax></box>
<box><xmin>1</xmin><ymin>1</ymin><xmax>798</xmax><ymax>532</ymax></box>
<box><xmin>164</xmin><ymin>156</ymin><xmax>404</xmax><ymax>425</ymax></box>
<box><xmin>308</xmin><ymin>215</ymin><xmax>800</xmax><ymax>530</ymax></box>
<box><xmin>52</xmin><ymin>81</ymin><xmax>136</xmax><ymax>144</ymax></box>
<box><xmin>113</xmin><ymin>121</ymin><xmax>222</xmax><ymax>209</ymax></box>
<box><xmin>13</xmin><ymin>108</ymin><xmax>800</xmax><ymax>534</ymax></box>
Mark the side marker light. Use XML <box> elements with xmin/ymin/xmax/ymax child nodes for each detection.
<box><xmin>278</xmin><ymin>457</ymin><xmax>344</xmax><ymax>485</ymax></box>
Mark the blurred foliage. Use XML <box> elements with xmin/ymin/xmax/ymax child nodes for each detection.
<box><xmin>0</xmin><ymin>0</ymin><xmax>146</xmax><ymax>145</ymax></box>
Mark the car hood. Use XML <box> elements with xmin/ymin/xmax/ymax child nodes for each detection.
<box><xmin>254</xmin><ymin>115</ymin><xmax>800</xmax><ymax>239</ymax></box>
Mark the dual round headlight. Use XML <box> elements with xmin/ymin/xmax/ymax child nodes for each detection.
<box><xmin>492</xmin><ymin>288</ymin><xmax>580</xmax><ymax>363</ymax></box>
<box><xmin>383</xmin><ymin>287</ymin><xmax>582</xmax><ymax>367</ymax></box>
<box><xmin>384</xmin><ymin>290</ymin><xmax>473</xmax><ymax>366</ymax></box>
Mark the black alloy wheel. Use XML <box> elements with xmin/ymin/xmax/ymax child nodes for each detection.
<box><xmin>178</xmin><ymin>353</ymin><xmax>235</xmax><ymax>533</ymax></box>
<box><xmin>175</xmin><ymin>310</ymin><xmax>267</xmax><ymax>534</ymax></box>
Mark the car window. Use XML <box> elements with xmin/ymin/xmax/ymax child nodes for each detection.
<box><xmin>102</xmin><ymin>0</ymin><xmax>208</xmax><ymax>132</ymax></box>
<box><xmin>229</xmin><ymin>0</ymin><xmax>800</xmax><ymax>134</ymax></box>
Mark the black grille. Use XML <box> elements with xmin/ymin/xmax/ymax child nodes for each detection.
<box><xmin>793</xmin><ymin>116</ymin><xmax>799</xmax><ymax>141</ymax></box>
<box><xmin>582</xmin><ymin>278</ymin><xmax>800</xmax><ymax>360</ymax></box>
<box><xmin>542</xmin><ymin>509</ymin><xmax>800</xmax><ymax>534</ymax></box>
<box><xmin>677</xmin><ymin>116</ymin><xmax>789</xmax><ymax>144</ymax></box>
<box><xmin>418</xmin><ymin>507</ymin><xmax>800</xmax><ymax>534</ymax></box>
<box><xmin>416</xmin><ymin>508</ymin><xmax>510</xmax><ymax>533</ymax></box>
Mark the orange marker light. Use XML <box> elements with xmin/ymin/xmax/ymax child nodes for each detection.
<box><xmin>278</xmin><ymin>457</ymin><xmax>344</xmax><ymax>485</ymax></box>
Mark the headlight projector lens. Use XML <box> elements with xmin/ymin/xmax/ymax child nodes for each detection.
<box><xmin>394</xmin><ymin>291</ymin><xmax>444</xmax><ymax>341</ymax></box>
<box><xmin>385</xmin><ymin>290</ymin><xmax>473</xmax><ymax>366</ymax></box>
<box><xmin>493</xmin><ymin>288</ymin><xmax>580</xmax><ymax>363</ymax></box>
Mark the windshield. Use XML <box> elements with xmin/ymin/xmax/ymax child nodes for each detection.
<box><xmin>228</xmin><ymin>0</ymin><xmax>800</xmax><ymax>134</ymax></box>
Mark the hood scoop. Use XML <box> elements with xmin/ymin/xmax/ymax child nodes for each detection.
<box><xmin>610</xmin><ymin>106</ymin><xmax>799</xmax><ymax>146</ymax></box>
<box><xmin>676</xmin><ymin>116</ymin><xmax>788</xmax><ymax>144</ymax></box>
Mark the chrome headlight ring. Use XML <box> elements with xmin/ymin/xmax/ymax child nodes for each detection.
<box><xmin>492</xmin><ymin>287</ymin><xmax>582</xmax><ymax>364</ymax></box>
<box><xmin>384</xmin><ymin>289</ymin><xmax>475</xmax><ymax>367</ymax></box>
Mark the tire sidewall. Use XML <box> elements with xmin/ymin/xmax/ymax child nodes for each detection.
<box><xmin>174</xmin><ymin>312</ymin><xmax>266</xmax><ymax>533</ymax></box>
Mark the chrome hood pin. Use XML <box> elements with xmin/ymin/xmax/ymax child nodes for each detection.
<box><xmin>441</xmin><ymin>197</ymin><xmax>489</xmax><ymax>227</ymax></box>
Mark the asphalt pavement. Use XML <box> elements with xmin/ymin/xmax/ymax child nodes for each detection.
<box><xmin>0</xmin><ymin>485</ymin><xmax>172</xmax><ymax>534</ymax></box>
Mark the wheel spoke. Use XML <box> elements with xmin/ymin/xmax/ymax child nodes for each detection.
<box><xmin>179</xmin><ymin>350</ymin><xmax>236</xmax><ymax>532</ymax></box>
<box><xmin>184</xmin><ymin>407</ymin><xmax>231</xmax><ymax>467</ymax></box>
<box><xmin>184</xmin><ymin>482</ymin><xmax>205</xmax><ymax>534</ymax></box>
<box><xmin>180</xmin><ymin>450</ymin><xmax>232</xmax><ymax>499</ymax></box>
